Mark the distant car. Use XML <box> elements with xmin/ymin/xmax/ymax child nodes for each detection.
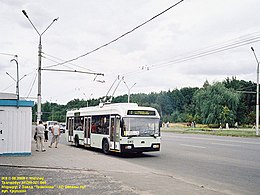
<box><xmin>59</xmin><ymin>124</ymin><xmax>66</xmax><ymax>133</ymax></box>
<box><xmin>46</xmin><ymin>121</ymin><xmax>59</xmax><ymax>131</ymax></box>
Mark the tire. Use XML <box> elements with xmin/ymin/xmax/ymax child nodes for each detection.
<box><xmin>75</xmin><ymin>136</ymin><xmax>79</xmax><ymax>148</ymax></box>
<box><xmin>102</xmin><ymin>139</ymin><xmax>109</xmax><ymax>154</ymax></box>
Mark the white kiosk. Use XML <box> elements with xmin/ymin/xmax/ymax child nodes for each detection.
<box><xmin>0</xmin><ymin>93</ymin><xmax>34</xmax><ymax>156</ymax></box>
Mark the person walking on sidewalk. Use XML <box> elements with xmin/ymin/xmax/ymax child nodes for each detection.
<box><xmin>35</xmin><ymin>120</ymin><xmax>46</xmax><ymax>152</ymax></box>
<box><xmin>44</xmin><ymin>124</ymin><xmax>48</xmax><ymax>142</ymax></box>
<box><xmin>49</xmin><ymin>122</ymin><xmax>60</xmax><ymax>148</ymax></box>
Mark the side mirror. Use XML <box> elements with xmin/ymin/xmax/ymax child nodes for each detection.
<box><xmin>120</xmin><ymin>120</ymin><xmax>124</xmax><ymax>129</ymax></box>
<box><xmin>159</xmin><ymin>120</ymin><xmax>163</xmax><ymax>128</ymax></box>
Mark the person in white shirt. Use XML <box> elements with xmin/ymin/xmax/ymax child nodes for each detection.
<box><xmin>35</xmin><ymin>120</ymin><xmax>46</xmax><ymax>152</ymax></box>
<box><xmin>49</xmin><ymin>122</ymin><xmax>60</xmax><ymax>148</ymax></box>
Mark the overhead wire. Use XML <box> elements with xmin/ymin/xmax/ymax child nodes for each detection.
<box><xmin>46</xmin><ymin>0</ymin><xmax>185</xmax><ymax>68</ymax></box>
<box><xmin>2</xmin><ymin>83</ymin><xmax>15</xmax><ymax>91</ymax></box>
<box><xmin>7</xmin><ymin>0</ymin><xmax>184</xmax><ymax>96</ymax></box>
<box><xmin>42</xmin><ymin>52</ymin><xmax>97</xmax><ymax>72</ymax></box>
<box><xmin>4</xmin><ymin>1</ymin><xmax>259</xmax><ymax>99</ymax></box>
<box><xmin>42</xmin><ymin>52</ymin><xmax>104</xmax><ymax>76</ymax></box>
<box><xmin>0</xmin><ymin>52</ymin><xmax>17</xmax><ymax>57</ymax></box>
<box><xmin>42</xmin><ymin>55</ymin><xmax>76</xmax><ymax>70</ymax></box>
<box><xmin>117</xmin><ymin>31</ymin><xmax>260</xmax><ymax>78</ymax></box>
<box><xmin>26</xmin><ymin>71</ymin><xmax>37</xmax><ymax>98</ymax></box>
<box><xmin>152</xmin><ymin>36</ymin><xmax>260</xmax><ymax>70</ymax></box>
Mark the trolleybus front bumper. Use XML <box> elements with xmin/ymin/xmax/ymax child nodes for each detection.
<box><xmin>120</xmin><ymin>143</ymin><xmax>160</xmax><ymax>153</ymax></box>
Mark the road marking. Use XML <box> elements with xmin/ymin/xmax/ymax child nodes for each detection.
<box><xmin>180</xmin><ymin>144</ymin><xmax>206</xmax><ymax>149</ymax></box>
<box><xmin>211</xmin><ymin>142</ymin><xmax>241</xmax><ymax>147</ymax></box>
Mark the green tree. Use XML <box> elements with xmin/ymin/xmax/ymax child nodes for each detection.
<box><xmin>156</xmin><ymin>91</ymin><xmax>174</xmax><ymax>116</ymax></box>
<box><xmin>193</xmin><ymin>82</ymin><xmax>240</xmax><ymax>124</ymax></box>
<box><xmin>67</xmin><ymin>99</ymin><xmax>88</xmax><ymax>110</ymax></box>
<box><xmin>223</xmin><ymin>77</ymin><xmax>256</xmax><ymax>124</ymax></box>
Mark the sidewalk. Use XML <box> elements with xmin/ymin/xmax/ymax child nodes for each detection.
<box><xmin>0</xmin><ymin>139</ymin><xmax>139</xmax><ymax>195</ymax></box>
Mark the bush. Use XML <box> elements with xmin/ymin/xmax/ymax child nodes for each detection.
<box><xmin>208</xmin><ymin>124</ymin><xmax>220</xmax><ymax>128</ymax></box>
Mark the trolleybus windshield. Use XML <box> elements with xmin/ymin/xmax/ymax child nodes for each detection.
<box><xmin>122</xmin><ymin>117</ymin><xmax>160</xmax><ymax>137</ymax></box>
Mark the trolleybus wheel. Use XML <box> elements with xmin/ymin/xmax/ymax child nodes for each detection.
<box><xmin>102</xmin><ymin>139</ymin><xmax>109</xmax><ymax>154</ymax></box>
<box><xmin>75</xmin><ymin>136</ymin><xmax>79</xmax><ymax>148</ymax></box>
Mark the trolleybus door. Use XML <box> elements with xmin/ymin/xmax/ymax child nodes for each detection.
<box><xmin>84</xmin><ymin>117</ymin><xmax>91</xmax><ymax>145</ymax></box>
<box><xmin>68</xmin><ymin>117</ymin><xmax>74</xmax><ymax>142</ymax></box>
<box><xmin>110</xmin><ymin>116</ymin><xmax>116</xmax><ymax>150</ymax></box>
<box><xmin>115</xmin><ymin>116</ymin><xmax>121</xmax><ymax>150</ymax></box>
<box><xmin>110</xmin><ymin>116</ymin><xmax>120</xmax><ymax>150</ymax></box>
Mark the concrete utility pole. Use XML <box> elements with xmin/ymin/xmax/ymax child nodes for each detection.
<box><xmin>251</xmin><ymin>47</ymin><xmax>259</xmax><ymax>136</ymax></box>
<box><xmin>22</xmin><ymin>10</ymin><xmax>58</xmax><ymax>123</ymax></box>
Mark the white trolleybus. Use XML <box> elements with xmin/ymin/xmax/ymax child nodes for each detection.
<box><xmin>66</xmin><ymin>103</ymin><xmax>161</xmax><ymax>154</ymax></box>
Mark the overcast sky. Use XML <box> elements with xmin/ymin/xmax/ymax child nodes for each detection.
<box><xmin>1</xmin><ymin>0</ymin><xmax>260</xmax><ymax>104</ymax></box>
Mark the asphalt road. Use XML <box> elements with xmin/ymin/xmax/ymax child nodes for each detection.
<box><xmin>1</xmin><ymin>133</ymin><xmax>259</xmax><ymax>195</ymax></box>
<box><xmin>116</xmin><ymin>133</ymin><xmax>260</xmax><ymax>195</ymax></box>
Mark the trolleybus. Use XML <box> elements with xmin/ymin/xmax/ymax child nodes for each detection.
<box><xmin>66</xmin><ymin>103</ymin><xmax>161</xmax><ymax>154</ymax></box>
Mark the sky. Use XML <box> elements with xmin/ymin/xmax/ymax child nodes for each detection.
<box><xmin>1</xmin><ymin>0</ymin><xmax>260</xmax><ymax>105</ymax></box>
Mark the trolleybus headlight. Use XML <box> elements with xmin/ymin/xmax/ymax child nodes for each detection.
<box><xmin>125</xmin><ymin>145</ymin><xmax>132</xmax><ymax>149</ymax></box>
<box><xmin>152</xmin><ymin>144</ymin><xmax>160</xmax><ymax>149</ymax></box>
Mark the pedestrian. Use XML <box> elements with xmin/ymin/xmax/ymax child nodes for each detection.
<box><xmin>49</xmin><ymin>122</ymin><xmax>60</xmax><ymax>148</ymax></box>
<box><xmin>166</xmin><ymin>121</ymin><xmax>169</xmax><ymax>128</ymax></box>
<box><xmin>234</xmin><ymin>122</ymin><xmax>238</xmax><ymax>129</ymax></box>
<box><xmin>35</xmin><ymin>120</ymin><xmax>46</xmax><ymax>152</ymax></box>
<box><xmin>226</xmin><ymin>123</ymin><xmax>229</xmax><ymax>129</ymax></box>
<box><xmin>191</xmin><ymin>121</ymin><xmax>194</xmax><ymax>128</ymax></box>
<box><xmin>219</xmin><ymin>123</ymin><xmax>222</xmax><ymax>129</ymax></box>
<box><xmin>44</xmin><ymin>124</ymin><xmax>48</xmax><ymax>142</ymax></box>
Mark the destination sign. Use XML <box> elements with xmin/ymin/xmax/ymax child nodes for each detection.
<box><xmin>127</xmin><ymin>110</ymin><xmax>156</xmax><ymax>116</ymax></box>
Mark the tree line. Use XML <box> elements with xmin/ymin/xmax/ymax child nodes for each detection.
<box><xmin>33</xmin><ymin>77</ymin><xmax>257</xmax><ymax>127</ymax></box>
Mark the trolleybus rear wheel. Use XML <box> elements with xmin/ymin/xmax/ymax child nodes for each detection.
<box><xmin>75</xmin><ymin>136</ymin><xmax>79</xmax><ymax>148</ymax></box>
<box><xmin>102</xmin><ymin>139</ymin><xmax>109</xmax><ymax>154</ymax></box>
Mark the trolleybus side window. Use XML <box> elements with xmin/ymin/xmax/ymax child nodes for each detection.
<box><xmin>67</xmin><ymin>117</ymin><xmax>74</xmax><ymax>136</ymax></box>
<box><xmin>91</xmin><ymin>115</ymin><xmax>109</xmax><ymax>135</ymax></box>
<box><xmin>74</xmin><ymin>116</ymin><xmax>83</xmax><ymax>131</ymax></box>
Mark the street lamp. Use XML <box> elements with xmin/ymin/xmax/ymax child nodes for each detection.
<box><xmin>122</xmin><ymin>77</ymin><xmax>136</xmax><ymax>103</ymax></box>
<box><xmin>22</xmin><ymin>10</ymin><xmax>58</xmax><ymax>123</ymax></box>
<box><xmin>251</xmin><ymin>47</ymin><xmax>259</xmax><ymax>136</ymax></box>
<box><xmin>83</xmin><ymin>93</ymin><xmax>93</xmax><ymax>107</ymax></box>
<box><xmin>10</xmin><ymin>57</ymin><xmax>19</xmax><ymax>103</ymax></box>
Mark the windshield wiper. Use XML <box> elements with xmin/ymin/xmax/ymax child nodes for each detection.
<box><xmin>149</xmin><ymin>134</ymin><xmax>157</xmax><ymax>138</ymax></box>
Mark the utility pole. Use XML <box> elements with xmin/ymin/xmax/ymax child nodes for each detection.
<box><xmin>251</xmin><ymin>47</ymin><xmax>259</xmax><ymax>136</ymax></box>
<box><xmin>22</xmin><ymin>10</ymin><xmax>58</xmax><ymax>123</ymax></box>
